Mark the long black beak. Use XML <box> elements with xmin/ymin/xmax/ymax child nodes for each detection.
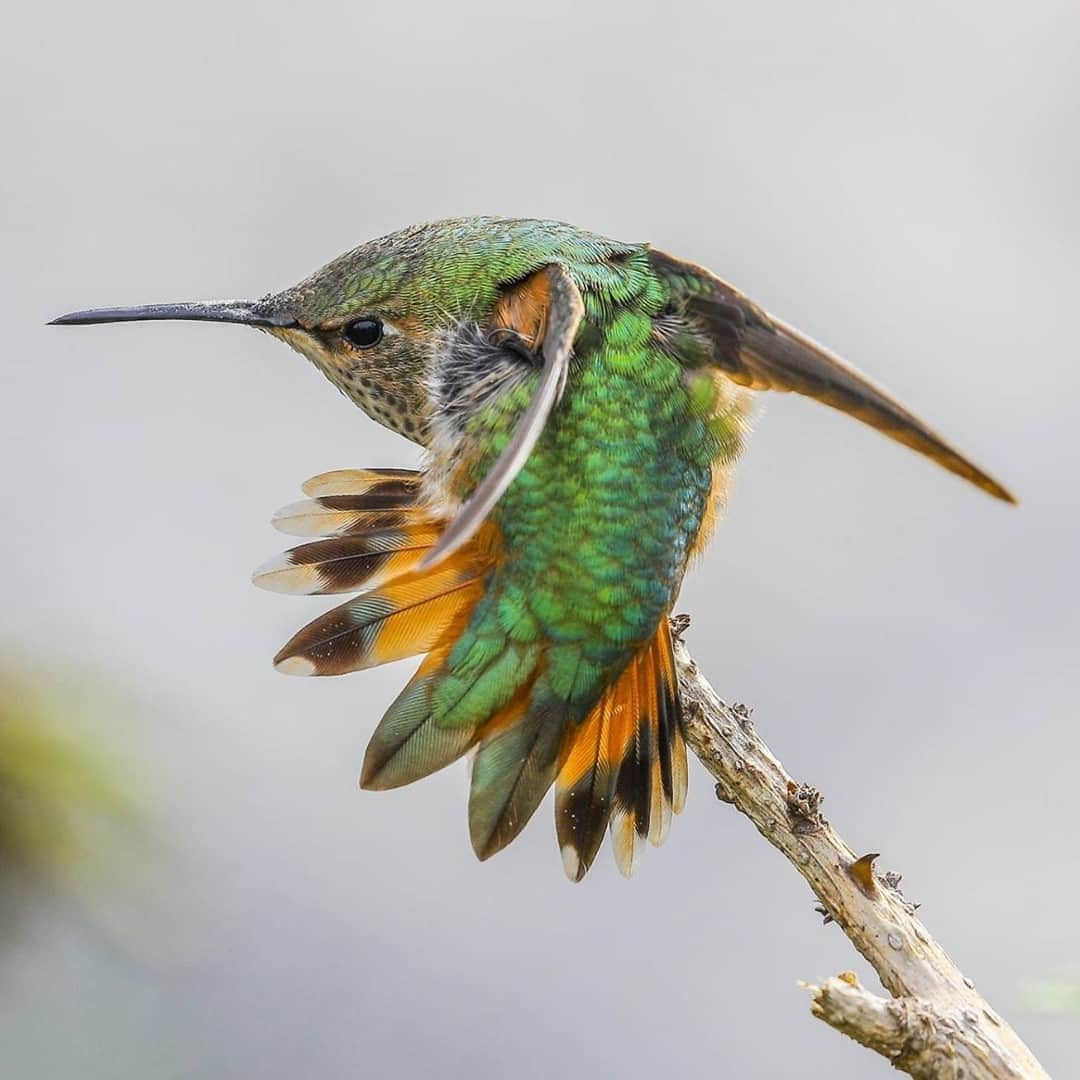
<box><xmin>49</xmin><ymin>299</ymin><xmax>297</xmax><ymax>328</ymax></box>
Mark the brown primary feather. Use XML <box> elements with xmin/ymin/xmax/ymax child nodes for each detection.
<box><xmin>650</xmin><ymin>250</ymin><xmax>1016</xmax><ymax>504</ymax></box>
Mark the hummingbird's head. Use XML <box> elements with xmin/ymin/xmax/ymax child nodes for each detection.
<box><xmin>51</xmin><ymin>217</ymin><xmax>630</xmax><ymax>447</ymax></box>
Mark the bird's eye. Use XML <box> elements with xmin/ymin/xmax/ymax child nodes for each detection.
<box><xmin>343</xmin><ymin>317</ymin><xmax>383</xmax><ymax>349</ymax></box>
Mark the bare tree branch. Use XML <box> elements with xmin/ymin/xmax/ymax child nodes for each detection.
<box><xmin>672</xmin><ymin>618</ymin><xmax>1049</xmax><ymax>1079</ymax></box>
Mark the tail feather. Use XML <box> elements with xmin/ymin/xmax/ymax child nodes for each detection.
<box><xmin>470</xmin><ymin>701</ymin><xmax>568</xmax><ymax>861</ymax></box>
<box><xmin>360</xmin><ymin>648</ymin><xmax>479</xmax><ymax>790</ymax></box>
<box><xmin>362</xmin><ymin>635</ymin><xmax>542</xmax><ymax>791</ymax></box>
<box><xmin>655</xmin><ymin>665</ymin><xmax>676</xmax><ymax>822</ymax></box>
<box><xmin>261</xmin><ymin>468</ymin><xmax>690</xmax><ymax>880</ymax></box>
<box><xmin>555</xmin><ymin>694</ymin><xmax>617</xmax><ymax>882</ymax></box>
<box><xmin>609</xmin><ymin>678</ymin><xmax>649</xmax><ymax>877</ymax></box>
<box><xmin>271</xmin><ymin>471</ymin><xmax>433</xmax><ymax>538</ymax></box>
<box><xmin>655</xmin><ymin>622</ymin><xmax>689</xmax><ymax>815</ymax></box>
<box><xmin>671</xmin><ymin>723</ymin><xmax>689</xmax><ymax>816</ymax></box>
<box><xmin>272</xmin><ymin>498</ymin><xmax>437</xmax><ymax>539</ymax></box>
<box><xmin>301</xmin><ymin>468</ymin><xmax>422</xmax><ymax>498</ymax></box>
<box><xmin>272</xmin><ymin>561</ymin><xmax>486</xmax><ymax>676</ymax></box>
<box><xmin>253</xmin><ymin>526</ymin><xmax>442</xmax><ymax>595</ymax></box>
<box><xmin>558</xmin><ymin>620</ymin><xmax>687</xmax><ymax>881</ymax></box>
<box><xmin>642</xmin><ymin>654</ymin><xmax>669</xmax><ymax>846</ymax></box>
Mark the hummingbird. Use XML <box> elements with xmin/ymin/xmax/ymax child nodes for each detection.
<box><xmin>51</xmin><ymin>217</ymin><xmax>1014</xmax><ymax>881</ymax></box>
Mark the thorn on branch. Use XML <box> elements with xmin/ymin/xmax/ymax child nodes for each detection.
<box><xmin>814</xmin><ymin>903</ymin><xmax>836</xmax><ymax>926</ymax></box>
<box><xmin>848</xmin><ymin>853</ymin><xmax>881</xmax><ymax>898</ymax></box>
<box><xmin>669</xmin><ymin>613</ymin><xmax>691</xmax><ymax>642</ymax></box>
<box><xmin>786</xmin><ymin>781</ymin><xmax>825</xmax><ymax>834</ymax></box>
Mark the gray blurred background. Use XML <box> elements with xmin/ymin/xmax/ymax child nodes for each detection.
<box><xmin>3</xmin><ymin>1</ymin><xmax>1078</xmax><ymax>1076</ymax></box>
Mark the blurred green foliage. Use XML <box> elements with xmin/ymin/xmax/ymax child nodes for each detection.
<box><xmin>0</xmin><ymin>670</ymin><xmax>137</xmax><ymax>927</ymax></box>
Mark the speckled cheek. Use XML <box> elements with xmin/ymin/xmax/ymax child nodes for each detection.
<box><xmin>336</xmin><ymin>367</ymin><xmax>428</xmax><ymax>440</ymax></box>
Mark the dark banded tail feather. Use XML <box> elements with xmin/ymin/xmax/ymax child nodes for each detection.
<box><xmin>301</xmin><ymin>468</ymin><xmax>422</xmax><ymax>498</ymax></box>
<box><xmin>253</xmin><ymin>527</ymin><xmax>442</xmax><ymax>595</ymax></box>
<box><xmin>272</xmin><ymin>467</ymin><xmax>436</xmax><ymax>538</ymax></box>
<box><xmin>557</xmin><ymin>620</ymin><xmax>687</xmax><ymax>881</ymax></box>
<box><xmin>272</xmin><ymin>498</ymin><xmax>438</xmax><ymax>539</ymax></box>
<box><xmin>555</xmin><ymin>694</ymin><xmax>617</xmax><ymax>882</ymax></box>
<box><xmin>272</xmin><ymin>561</ymin><xmax>486</xmax><ymax>677</ymax></box>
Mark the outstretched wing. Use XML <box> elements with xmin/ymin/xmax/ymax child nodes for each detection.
<box><xmin>650</xmin><ymin>250</ymin><xmax>1015</xmax><ymax>504</ymax></box>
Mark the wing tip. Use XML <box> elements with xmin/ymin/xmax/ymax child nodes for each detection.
<box><xmin>941</xmin><ymin>460</ymin><xmax>1017</xmax><ymax>505</ymax></box>
<box><xmin>981</xmin><ymin>476</ymin><xmax>1018</xmax><ymax>506</ymax></box>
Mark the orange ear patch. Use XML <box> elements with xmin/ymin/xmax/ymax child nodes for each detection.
<box><xmin>490</xmin><ymin>268</ymin><xmax>553</xmax><ymax>351</ymax></box>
